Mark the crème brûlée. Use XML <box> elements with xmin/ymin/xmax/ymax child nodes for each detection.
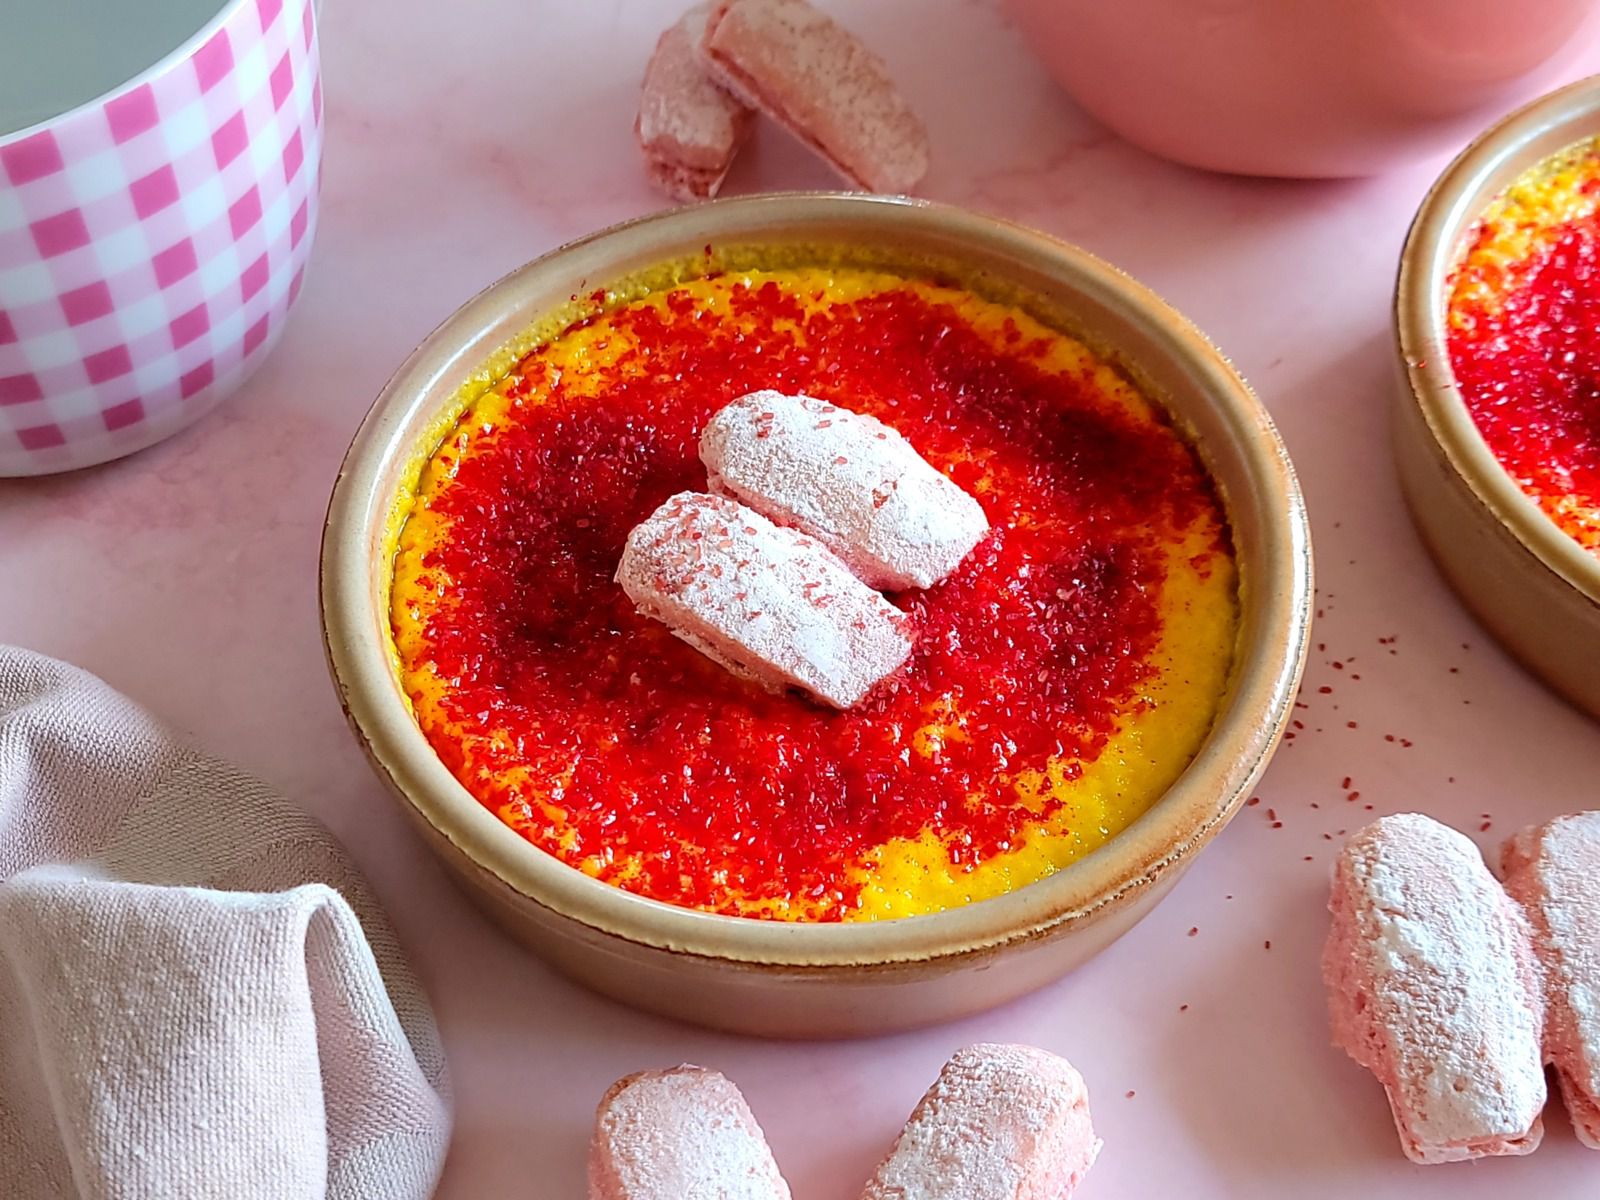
<box><xmin>389</xmin><ymin>253</ymin><xmax>1240</xmax><ymax>922</ymax></box>
<box><xmin>1449</xmin><ymin>137</ymin><xmax>1600</xmax><ymax>552</ymax></box>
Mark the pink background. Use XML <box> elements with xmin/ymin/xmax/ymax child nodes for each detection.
<box><xmin>3</xmin><ymin>2</ymin><xmax>1598</xmax><ymax>1195</ymax></box>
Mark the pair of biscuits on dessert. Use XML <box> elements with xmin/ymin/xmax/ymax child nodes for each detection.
<box><xmin>617</xmin><ymin>391</ymin><xmax>988</xmax><ymax>709</ymax></box>
<box><xmin>636</xmin><ymin>0</ymin><xmax>929</xmax><ymax>200</ymax></box>
<box><xmin>1325</xmin><ymin>810</ymin><xmax>1600</xmax><ymax>1163</ymax></box>
<box><xmin>589</xmin><ymin>1043</ymin><xmax>1100</xmax><ymax>1199</ymax></box>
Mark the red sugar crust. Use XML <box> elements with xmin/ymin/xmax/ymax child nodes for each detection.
<box><xmin>702</xmin><ymin>390</ymin><xmax>989</xmax><ymax>590</ymax></box>
<box><xmin>860</xmin><ymin>1043</ymin><xmax>1100</xmax><ymax>1199</ymax></box>
<box><xmin>637</xmin><ymin>4</ymin><xmax>754</xmax><ymax>201</ymax></box>
<box><xmin>588</xmin><ymin>1065</ymin><xmax>792</xmax><ymax>1199</ymax></box>
<box><xmin>1502</xmin><ymin>812</ymin><xmax>1600</xmax><ymax>1149</ymax></box>
<box><xmin>1323</xmin><ymin>813</ymin><xmax>1546</xmax><ymax>1164</ymax></box>
<box><xmin>701</xmin><ymin>0</ymin><xmax>929</xmax><ymax>194</ymax></box>
<box><xmin>616</xmin><ymin>491</ymin><xmax>914</xmax><ymax>708</ymax></box>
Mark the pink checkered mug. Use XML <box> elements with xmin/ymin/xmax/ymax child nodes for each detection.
<box><xmin>0</xmin><ymin>0</ymin><xmax>323</xmax><ymax>475</ymax></box>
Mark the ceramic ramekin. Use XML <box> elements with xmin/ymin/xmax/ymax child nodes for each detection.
<box><xmin>1004</xmin><ymin>0</ymin><xmax>1598</xmax><ymax>178</ymax></box>
<box><xmin>1395</xmin><ymin>76</ymin><xmax>1600</xmax><ymax>719</ymax></box>
<box><xmin>322</xmin><ymin>194</ymin><xmax>1312</xmax><ymax>1037</ymax></box>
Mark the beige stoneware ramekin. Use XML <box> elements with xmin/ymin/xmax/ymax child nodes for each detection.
<box><xmin>1396</xmin><ymin>77</ymin><xmax>1600</xmax><ymax>719</ymax></box>
<box><xmin>321</xmin><ymin>194</ymin><xmax>1312</xmax><ymax>1037</ymax></box>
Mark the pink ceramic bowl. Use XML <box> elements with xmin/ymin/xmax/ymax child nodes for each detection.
<box><xmin>0</xmin><ymin>0</ymin><xmax>323</xmax><ymax>476</ymax></box>
<box><xmin>1006</xmin><ymin>0</ymin><xmax>1600</xmax><ymax>178</ymax></box>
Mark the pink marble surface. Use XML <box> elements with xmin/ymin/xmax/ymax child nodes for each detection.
<box><xmin>3</xmin><ymin>2</ymin><xmax>1599</xmax><ymax>1195</ymax></box>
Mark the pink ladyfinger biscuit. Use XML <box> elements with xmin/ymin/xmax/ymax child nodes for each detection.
<box><xmin>701</xmin><ymin>0</ymin><xmax>929</xmax><ymax>193</ymax></box>
<box><xmin>1323</xmin><ymin>813</ymin><xmax>1546</xmax><ymax>1164</ymax></box>
<box><xmin>617</xmin><ymin>491</ymin><xmax>913</xmax><ymax>708</ymax></box>
<box><xmin>637</xmin><ymin>5</ymin><xmax>754</xmax><ymax>201</ymax></box>
<box><xmin>859</xmin><ymin>1044</ymin><xmax>1100</xmax><ymax>1200</ymax></box>
<box><xmin>588</xmin><ymin>1065</ymin><xmax>792</xmax><ymax>1200</ymax></box>
<box><xmin>701</xmin><ymin>391</ymin><xmax>988</xmax><ymax>591</ymax></box>
<box><xmin>1502</xmin><ymin>812</ymin><xmax>1600</xmax><ymax>1148</ymax></box>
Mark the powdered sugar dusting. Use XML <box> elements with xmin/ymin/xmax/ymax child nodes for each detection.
<box><xmin>616</xmin><ymin>491</ymin><xmax>914</xmax><ymax>708</ymax></box>
<box><xmin>1323</xmin><ymin>813</ymin><xmax>1546</xmax><ymax>1164</ymax></box>
<box><xmin>702</xmin><ymin>0</ymin><xmax>929</xmax><ymax>193</ymax></box>
<box><xmin>701</xmin><ymin>391</ymin><xmax>988</xmax><ymax>590</ymax></box>
<box><xmin>589</xmin><ymin>1065</ymin><xmax>792</xmax><ymax>1200</ymax></box>
<box><xmin>860</xmin><ymin>1043</ymin><xmax>1100</xmax><ymax>1200</ymax></box>
<box><xmin>1501</xmin><ymin>811</ymin><xmax>1600</xmax><ymax>1148</ymax></box>
<box><xmin>636</xmin><ymin>4</ymin><xmax>754</xmax><ymax>200</ymax></box>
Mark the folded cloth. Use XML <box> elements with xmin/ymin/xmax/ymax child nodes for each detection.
<box><xmin>0</xmin><ymin>645</ymin><xmax>450</xmax><ymax>1199</ymax></box>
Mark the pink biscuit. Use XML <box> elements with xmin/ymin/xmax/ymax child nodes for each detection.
<box><xmin>616</xmin><ymin>491</ymin><xmax>914</xmax><ymax>708</ymax></box>
<box><xmin>637</xmin><ymin>4</ymin><xmax>755</xmax><ymax>201</ymax></box>
<box><xmin>1502</xmin><ymin>812</ymin><xmax>1600</xmax><ymax>1149</ymax></box>
<box><xmin>859</xmin><ymin>1044</ymin><xmax>1100</xmax><ymax>1200</ymax></box>
<box><xmin>701</xmin><ymin>391</ymin><xmax>988</xmax><ymax>591</ymax></box>
<box><xmin>1323</xmin><ymin>813</ymin><xmax>1546</xmax><ymax>1164</ymax></box>
<box><xmin>588</xmin><ymin>1065</ymin><xmax>792</xmax><ymax>1200</ymax></box>
<box><xmin>701</xmin><ymin>0</ymin><xmax>929</xmax><ymax>194</ymax></box>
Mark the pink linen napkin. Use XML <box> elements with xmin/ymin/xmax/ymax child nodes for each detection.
<box><xmin>0</xmin><ymin>645</ymin><xmax>450</xmax><ymax>1199</ymax></box>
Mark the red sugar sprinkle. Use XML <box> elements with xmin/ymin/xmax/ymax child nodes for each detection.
<box><xmin>1264</xmin><ymin>940</ymin><xmax>1273</xmax><ymax>950</ymax></box>
<box><xmin>410</xmin><ymin>280</ymin><xmax>1227</xmax><ymax>917</ymax></box>
<box><xmin>1341</xmin><ymin>776</ymin><xmax>1351</xmax><ymax>789</ymax></box>
<box><xmin>1266</xmin><ymin>808</ymin><xmax>1277</xmax><ymax>821</ymax></box>
<box><xmin>1318</xmin><ymin>686</ymin><xmax>1333</xmax><ymax>694</ymax></box>
<box><xmin>1188</xmin><ymin>927</ymin><xmax>1199</xmax><ymax>937</ymax></box>
<box><xmin>1481</xmin><ymin>821</ymin><xmax>1493</xmax><ymax>832</ymax></box>
<box><xmin>1126</xmin><ymin>1090</ymin><xmax>1136</xmax><ymax>1099</ymax></box>
<box><xmin>1271</xmin><ymin>821</ymin><xmax>1283</xmax><ymax>829</ymax></box>
<box><xmin>1179</xmin><ymin>1004</ymin><xmax>1190</xmax><ymax>1012</ymax></box>
<box><xmin>1246</xmin><ymin>796</ymin><xmax>1261</xmax><ymax>807</ymax></box>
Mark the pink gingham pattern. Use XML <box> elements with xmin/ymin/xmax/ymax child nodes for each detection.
<box><xmin>0</xmin><ymin>0</ymin><xmax>322</xmax><ymax>475</ymax></box>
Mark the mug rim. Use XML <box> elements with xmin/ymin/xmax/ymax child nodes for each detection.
<box><xmin>0</xmin><ymin>0</ymin><xmax>268</xmax><ymax>150</ymax></box>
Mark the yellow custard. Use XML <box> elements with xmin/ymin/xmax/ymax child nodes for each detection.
<box><xmin>390</xmin><ymin>260</ymin><xmax>1239</xmax><ymax>920</ymax></box>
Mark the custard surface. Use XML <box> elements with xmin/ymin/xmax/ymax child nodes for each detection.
<box><xmin>391</xmin><ymin>262</ymin><xmax>1239</xmax><ymax>921</ymax></box>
